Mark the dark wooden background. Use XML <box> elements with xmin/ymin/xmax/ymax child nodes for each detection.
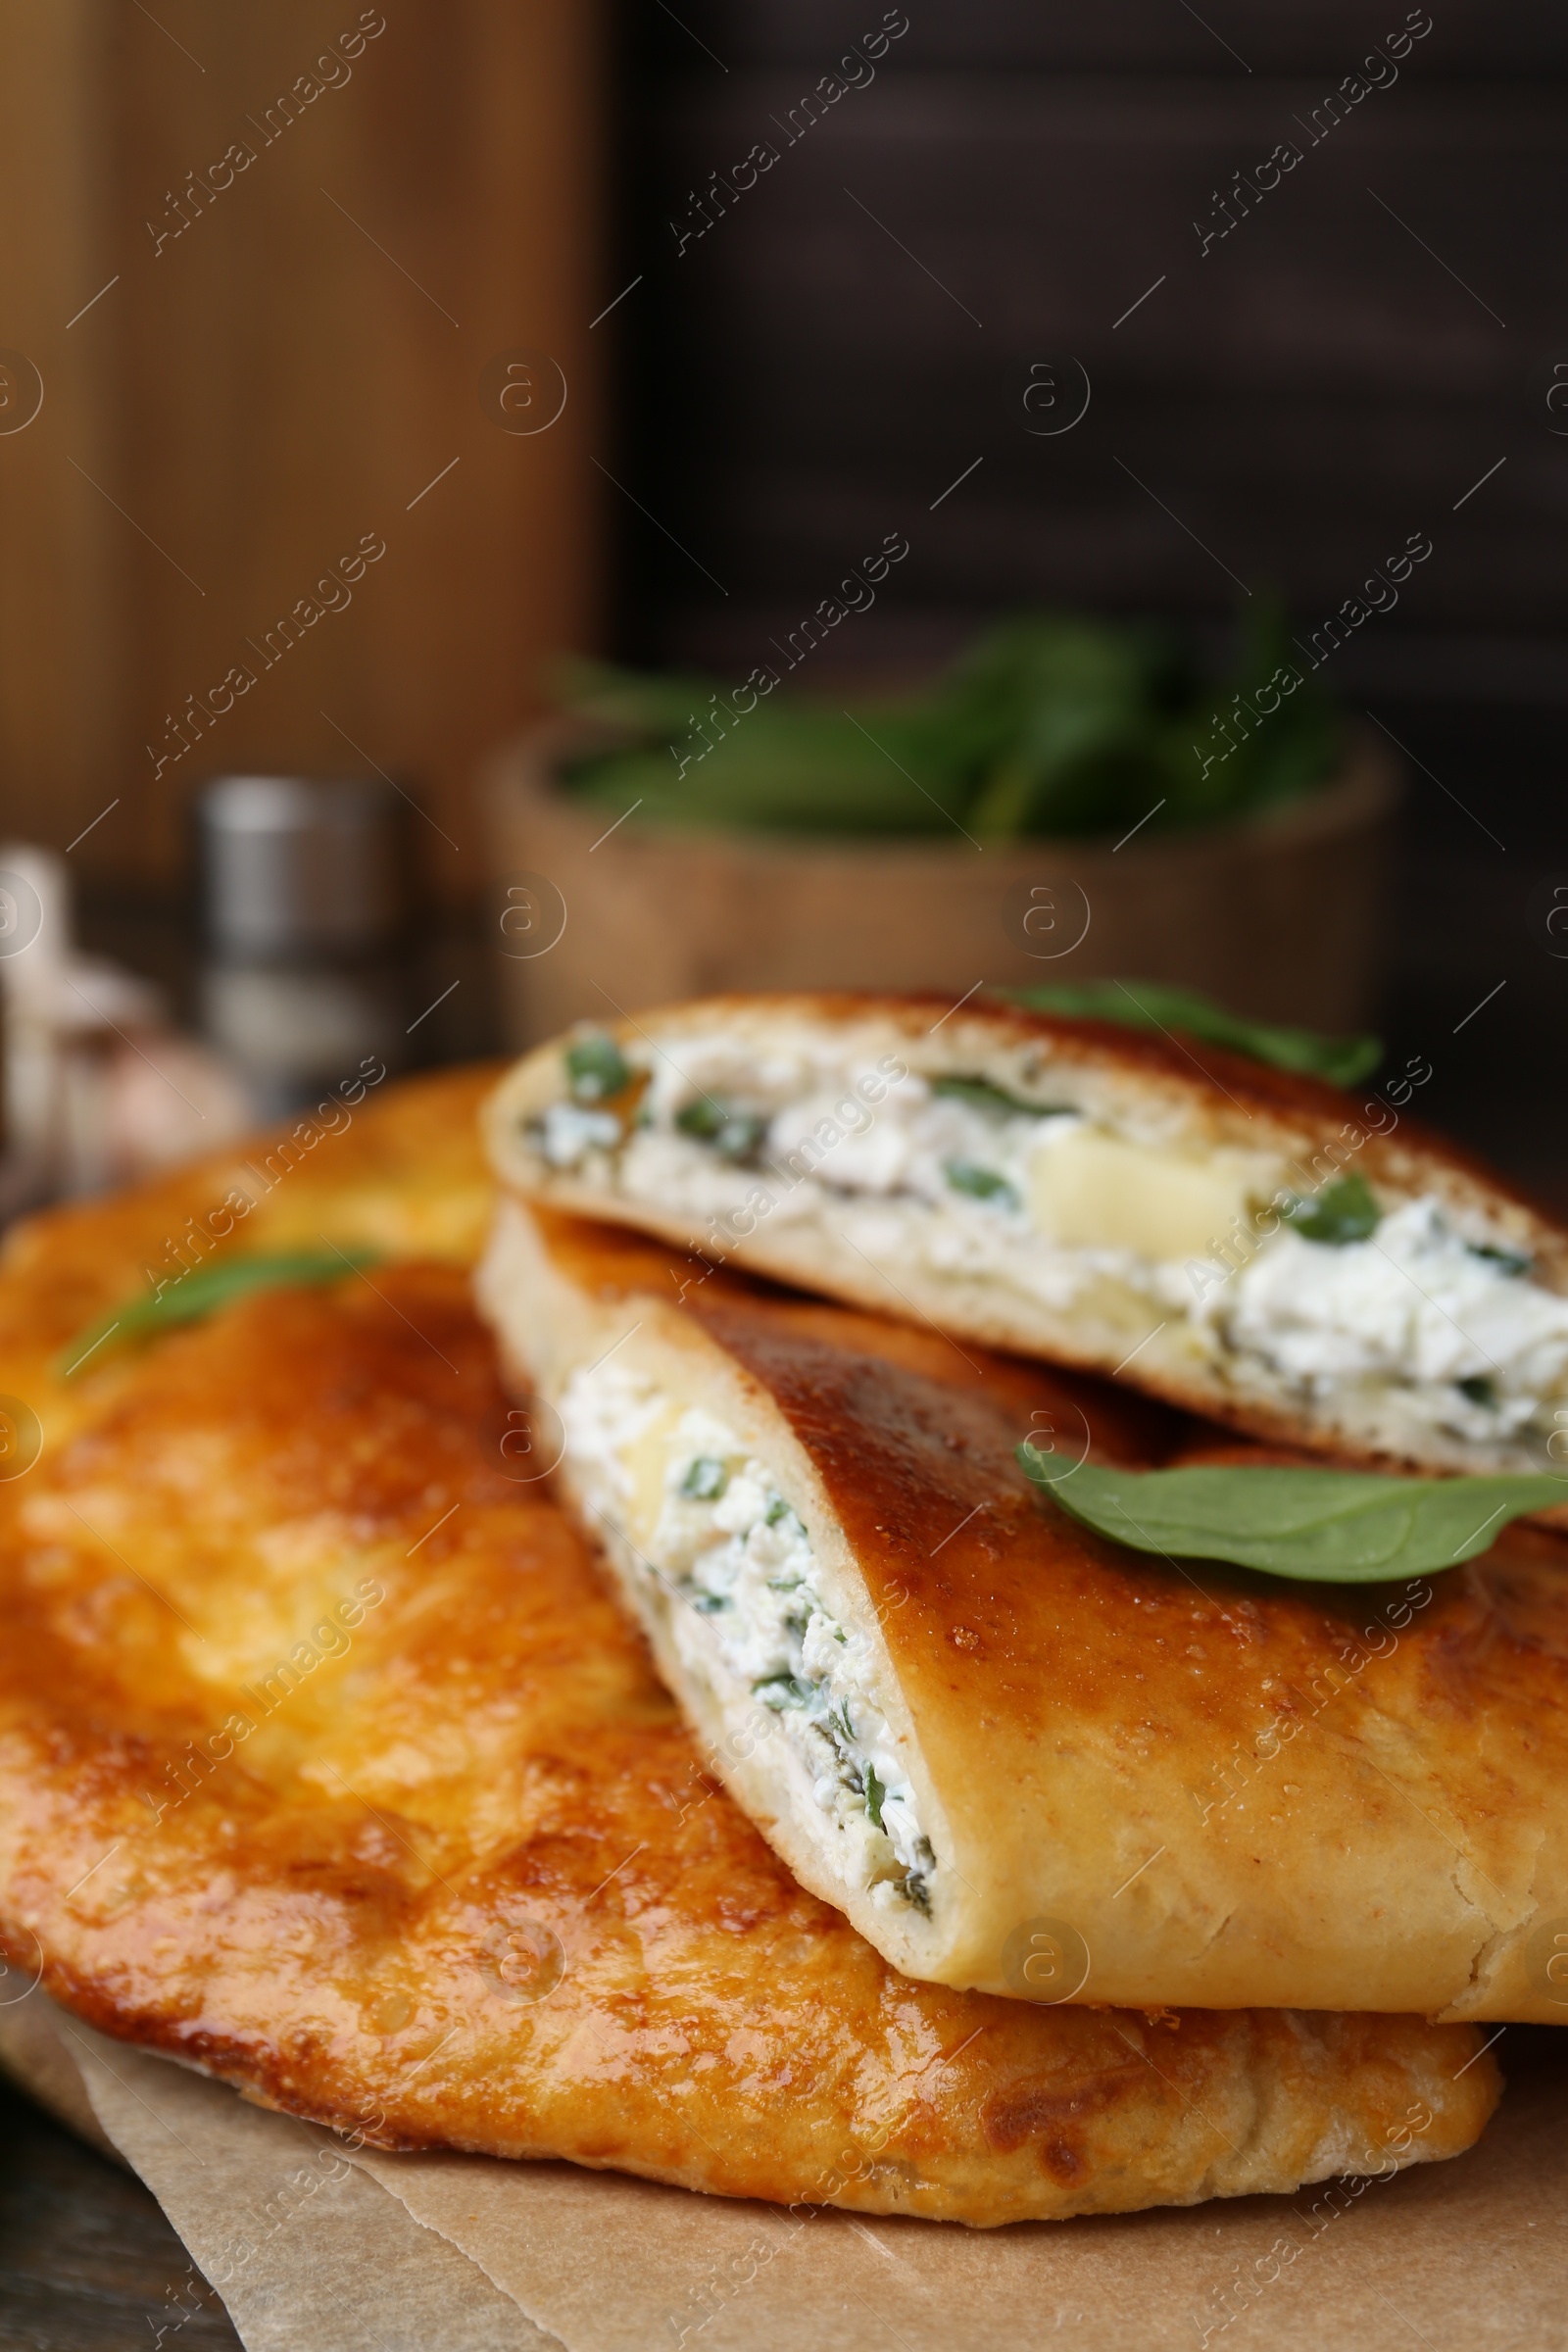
<box><xmin>595</xmin><ymin>0</ymin><xmax>1568</xmax><ymax>1205</ymax></box>
<box><xmin>608</xmin><ymin>0</ymin><xmax>1568</xmax><ymax>684</ymax></box>
<box><xmin>66</xmin><ymin>0</ymin><xmax>1568</xmax><ymax>1177</ymax></box>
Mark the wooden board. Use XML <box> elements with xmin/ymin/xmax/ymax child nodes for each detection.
<box><xmin>0</xmin><ymin>2076</ymin><xmax>240</xmax><ymax>2349</ymax></box>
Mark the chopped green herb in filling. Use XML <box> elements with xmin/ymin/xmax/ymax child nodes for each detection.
<box><xmin>564</xmin><ymin>1033</ymin><xmax>632</xmax><ymax>1102</ymax></box>
<box><xmin>901</xmin><ymin>1838</ymin><xmax>936</xmax><ymax>1915</ymax></box>
<box><xmin>1470</xmin><ymin>1244</ymin><xmax>1532</xmax><ymax>1277</ymax></box>
<box><xmin>674</xmin><ymin>1096</ymin><xmax>768</xmax><ymax>1161</ymax></box>
<box><xmin>755</xmin><ymin>1674</ymin><xmax>813</xmax><ymax>1710</ymax></box>
<box><xmin>648</xmin><ymin>1425</ymin><xmax>935</xmax><ymax>1906</ymax></box>
<box><xmin>932</xmin><ymin>1074</ymin><xmax>1072</xmax><ymax>1119</ymax></box>
<box><xmin>1284</xmin><ymin>1172</ymin><xmax>1380</xmax><ymax>1246</ymax></box>
<box><xmin>1457</xmin><ymin>1375</ymin><xmax>1497</xmax><ymax>1408</ymax></box>
<box><xmin>944</xmin><ymin>1159</ymin><xmax>1020</xmax><ymax>1208</ymax></box>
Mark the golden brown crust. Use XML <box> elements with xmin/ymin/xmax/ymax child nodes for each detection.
<box><xmin>0</xmin><ymin>1081</ymin><xmax>1500</xmax><ymax>2220</ymax></box>
<box><xmin>504</xmin><ymin>1208</ymin><xmax>1568</xmax><ymax>2022</ymax></box>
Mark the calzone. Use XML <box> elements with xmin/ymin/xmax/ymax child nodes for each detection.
<box><xmin>478</xmin><ymin>1198</ymin><xmax>1568</xmax><ymax>2023</ymax></box>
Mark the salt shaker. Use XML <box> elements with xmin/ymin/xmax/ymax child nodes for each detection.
<box><xmin>196</xmin><ymin>776</ymin><xmax>408</xmax><ymax>1116</ymax></box>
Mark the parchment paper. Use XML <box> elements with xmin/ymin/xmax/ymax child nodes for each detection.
<box><xmin>3</xmin><ymin>1995</ymin><xmax>1564</xmax><ymax>2352</ymax></box>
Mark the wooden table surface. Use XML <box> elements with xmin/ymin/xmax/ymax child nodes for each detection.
<box><xmin>0</xmin><ymin>2076</ymin><xmax>239</xmax><ymax>2351</ymax></box>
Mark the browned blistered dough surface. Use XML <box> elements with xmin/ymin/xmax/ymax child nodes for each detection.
<box><xmin>0</xmin><ymin>1074</ymin><xmax>1500</xmax><ymax>2222</ymax></box>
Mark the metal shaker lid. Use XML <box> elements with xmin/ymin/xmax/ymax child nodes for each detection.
<box><xmin>197</xmin><ymin>775</ymin><xmax>405</xmax><ymax>958</ymax></box>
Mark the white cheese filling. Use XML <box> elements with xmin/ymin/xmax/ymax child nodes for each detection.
<box><xmin>1214</xmin><ymin>1200</ymin><xmax>1568</xmax><ymax>1441</ymax></box>
<box><xmin>537</xmin><ymin>1041</ymin><xmax>1568</xmax><ymax>1462</ymax></box>
<box><xmin>558</xmin><ymin>1363</ymin><xmax>935</xmax><ymax>1912</ymax></box>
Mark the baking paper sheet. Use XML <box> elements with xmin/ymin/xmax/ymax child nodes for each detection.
<box><xmin>2</xmin><ymin>1995</ymin><xmax>1563</xmax><ymax>2352</ymax></box>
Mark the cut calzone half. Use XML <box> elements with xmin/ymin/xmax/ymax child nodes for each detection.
<box><xmin>482</xmin><ymin>993</ymin><xmax>1568</xmax><ymax>1483</ymax></box>
<box><xmin>477</xmin><ymin>1200</ymin><xmax>1568</xmax><ymax>2022</ymax></box>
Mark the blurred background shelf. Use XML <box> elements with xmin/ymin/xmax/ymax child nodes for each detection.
<box><xmin>3</xmin><ymin>0</ymin><xmax>1565</xmax><ymax>1161</ymax></box>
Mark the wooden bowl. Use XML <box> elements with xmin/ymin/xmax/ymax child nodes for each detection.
<box><xmin>483</xmin><ymin>719</ymin><xmax>1399</xmax><ymax>1047</ymax></box>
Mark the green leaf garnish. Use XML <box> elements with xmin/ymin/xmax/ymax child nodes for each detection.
<box><xmin>58</xmin><ymin>1250</ymin><xmax>381</xmax><ymax>1379</ymax></box>
<box><xmin>1284</xmin><ymin>1172</ymin><xmax>1380</xmax><ymax>1245</ymax></box>
<box><xmin>863</xmin><ymin>1763</ymin><xmax>887</xmax><ymax>1830</ymax></box>
<box><xmin>1004</xmin><ymin>980</ymin><xmax>1381</xmax><ymax>1089</ymax></box>
<box><xmin>1457</xmin><ymin>1376</ymin><xmax>1496</xmax><ymax>1408</ymax></box>
<box><xmin>680</xmin><ymin>1456</ymin><xmax>729</xmax><ymax>1500</ymax></box>
<box><xmin>1017</xmin><ymin>1448</ymin><xmax>1565</xmax><ymax>1584</ymax></box>
<box><xmin>564</xmin><ymin>1033</ymin><xmax>631</xmax><ymax>1102</ymax></box>
<box><xmin>944</xmin><ymin>1160</ymin><xmax>1020</xmax><ymax>1208</ymax></box>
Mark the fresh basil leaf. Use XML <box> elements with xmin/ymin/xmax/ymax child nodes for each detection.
<box><xmin>1017</xmin><ymin>1447</ymin><xmax>1565</xmax><ymax>1583</ymax></box>
<box><xmin>564</xmin><ymin>1033</ymin><xmax>631</xmax><ymax>1102</ymax></box>
<box><xmin>1003</xmin><ymin>980</ymin><xmax>1381</xmax><ymax>1089</ymax></box>
<box><xmin>1284</xmin><ymin>1172</ymin><xmax>1380</xmax><ymax>1245</ymax></box>
<box><xmin>59</xmin><ymin>1250</ymin><xmax>381</xmax><ymax>1379</ymax></box>
<box><xmin>944</xmin><ymin>1160</ymin><xmax>1020</xmax><ymax>1208</ymax></box>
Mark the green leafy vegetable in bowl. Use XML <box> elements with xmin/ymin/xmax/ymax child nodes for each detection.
<box><xmin>556</xmin><ymin>604</ymin><xmax>1342</xmax><ymax>843</ymax></box>
<box><xmin>1017</xmin><ymin>1448</ymin><xmax>1565</xmax><ymax>1584</ymax></box>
